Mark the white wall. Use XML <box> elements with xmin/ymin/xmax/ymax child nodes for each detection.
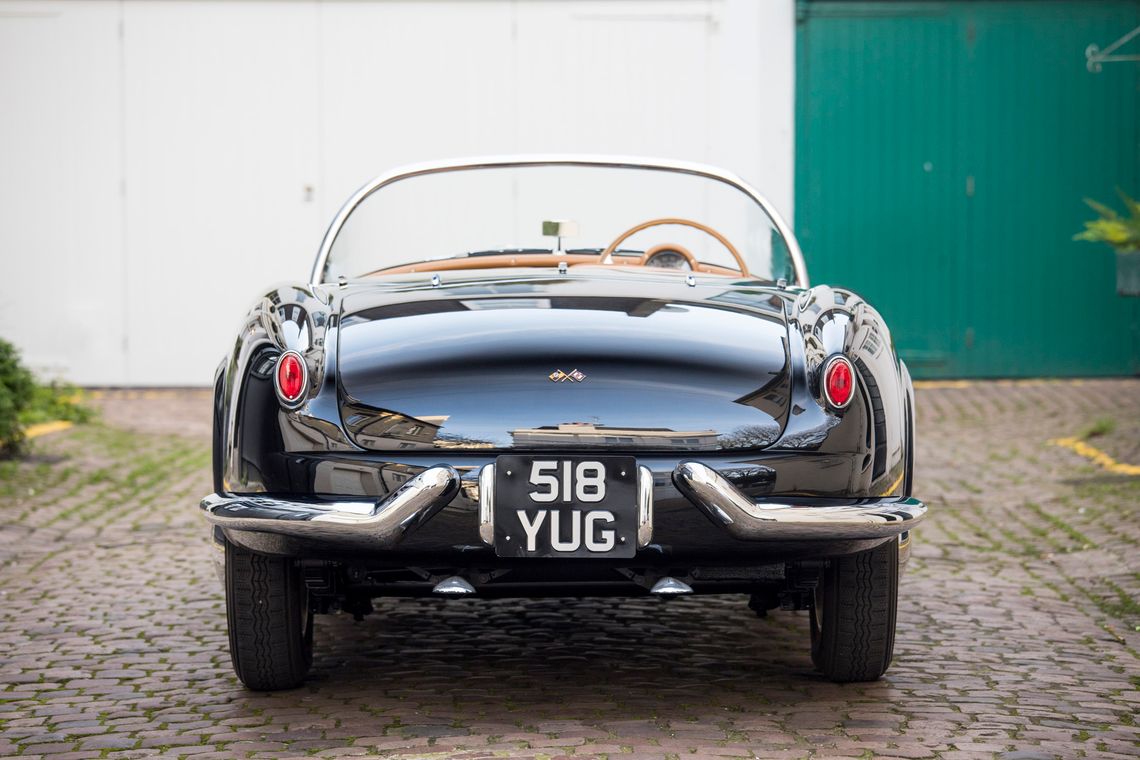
<box><xmin>0</xmin><ymin>3</ymin><xmax>126</xmax><ymax>384</ymax></box>
<box><xmin>0</xmin><ymin>0</ymin><xmax>795</xmax><ymax>386</ymax></box>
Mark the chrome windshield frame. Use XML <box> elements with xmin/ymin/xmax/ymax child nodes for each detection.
<box><xmin>310</xmin><ymin>155</ymin><xmax>809</xmax><ymax>288</ymax></box>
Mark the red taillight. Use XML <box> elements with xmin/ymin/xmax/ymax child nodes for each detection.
<box><xmin>276</xmin><ymin>351</ymin><xmax>307</xmax><ymax>405</ymax></box>
<box><xmin>823</xmin><ymin>355</ymin><xmax>855</xmax><ymax>409</ymax></box>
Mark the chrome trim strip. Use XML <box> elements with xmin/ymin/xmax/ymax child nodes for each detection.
<box><xmin>673</xmin><ymin>461</ymin><xmax>926</xmax><ymax>540</ymax></box>
<box><xmin>310</xmin><ymin>155</ymin><xmax>809</xmax><ymax>289</ymax></box>
<box><xmin>478</xmin><ymin>463</ymin><xmax>495</xmax><ymax>546</ymax></box>
<box><xmin>636</xmin><ymin>465</ymin><xmax>653</xmax><ymax>548</ymax></box>
<box><xmin>200</xmin><ymin>465</ymin><xmax>460</xmax><ymax>546</ymax></box>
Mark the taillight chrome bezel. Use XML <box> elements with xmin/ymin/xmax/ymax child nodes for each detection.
<box><xmin>821</xmin><ymin>354</ymin><xmax>856</xmax><ymax>410</ymax></box>
<box><xmin>274</xmin><ymin>350</ymin><xmax>309</xmax><ymax>409</ymax></box>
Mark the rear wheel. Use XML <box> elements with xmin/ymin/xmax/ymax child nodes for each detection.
<box><xmin>225</xmin><ymin>539</ymin><xmax>313</xmax><ymax>690</ymax></box>
<box><xmin>810</xmin><ymin>539</ymin><xmax>898</xmax><ymax>682</ymax></box>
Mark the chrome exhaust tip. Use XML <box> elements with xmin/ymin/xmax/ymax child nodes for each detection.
<box><xmin>650</xmin><ymin>577</ymin><xmax>693</xmax><ymax>595</ymax></box>
<box><xmin>432</xmin><ymin>576</ymin><xmax>476</xmax><ymax>596</ymax></box>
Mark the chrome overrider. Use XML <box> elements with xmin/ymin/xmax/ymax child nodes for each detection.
<box><xmin>201</xmin><ymin>465</ymin><xmax>460</xmax><ymax>548</ymax></box>
<box><xmin>673</xmin><ymin>461</ymin><xmax>926</xmax><ymax>540</ymax></box>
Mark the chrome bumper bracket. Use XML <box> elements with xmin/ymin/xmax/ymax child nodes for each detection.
<box><xmin>673</xmin><ymin>461</ymin><xmax>926</xmax><ymax>540</ymax></box>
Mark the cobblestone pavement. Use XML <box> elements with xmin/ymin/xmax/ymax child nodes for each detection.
<box><xmin>1</xmin><ymin>382</ymin><xmax>1138</xmax><ymax>759</ymax></box>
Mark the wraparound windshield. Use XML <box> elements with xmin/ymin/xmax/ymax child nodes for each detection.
<box><xmin>320</xmin><ymin>161</ymin><xmax>799</xmax><ymax>284</ymax></box>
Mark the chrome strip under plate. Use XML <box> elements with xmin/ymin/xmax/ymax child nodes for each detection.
<box><xmin>201</xmin><ymin>465</ymin><xmax>460</xmax><ymax>546</ymax></box>
<box><xmin>673</xmin><ymin>461</ymin><xmax>926</xmax><ymax>540</ymax></box>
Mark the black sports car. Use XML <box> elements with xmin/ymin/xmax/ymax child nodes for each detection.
<box><xmin>202</xmin><ymin>156</ymin><xmax>926</xmax><ymax>690</ymax></box>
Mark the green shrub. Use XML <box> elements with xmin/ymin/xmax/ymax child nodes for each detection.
<box><xmin>0</xmin><ymin>339</ymin><xmax>36</xmax><ymax>457</ymax></box>
<box><xmin>0</xmin><ymin>339</ymin><xmax>93</xmax><ymax>458</ymax></box>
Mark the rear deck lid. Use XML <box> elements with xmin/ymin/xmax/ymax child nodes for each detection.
<box><xmin>336</xmin><ymin>273</ymin><xmax>793</xmax><ymax>451</ymax></box>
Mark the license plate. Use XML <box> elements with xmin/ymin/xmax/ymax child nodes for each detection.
<box><xmin>493</xmin><ymin>455</ymin><xmax>637</xmax><ymax>558</ymax></box>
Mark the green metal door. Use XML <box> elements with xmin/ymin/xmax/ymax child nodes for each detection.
<box><xmin>796</xmin><ymin>1</ymin><xmax>1140</xmax><ymax>377</ymax></box>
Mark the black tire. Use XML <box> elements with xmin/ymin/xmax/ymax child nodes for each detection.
<box><xmin>810</xmin><ymin>539</ymin><xmax>898</xmax><ymax>682</ymax></box>
<box><xmin>225</xmin><ymin>540</ymin><xmax>313</xmax><ymax>690</ymax></box>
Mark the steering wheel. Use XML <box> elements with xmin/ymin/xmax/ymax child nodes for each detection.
<box><xmin>599</xmin><ymin>217</ymin><xmax>750</xmax><ymax>276</ymax></box>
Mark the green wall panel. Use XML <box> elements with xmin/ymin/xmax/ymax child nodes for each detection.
<box><xmin>796</xmin><ymin>0</ymin><xmax>1140</xmax><ymax>377</ymax></box>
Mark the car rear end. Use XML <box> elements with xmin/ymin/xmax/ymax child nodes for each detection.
<box><xmin>201</xmin><ymin>157</ymin><xmax>925</xmax><ymax>689</ymax></box>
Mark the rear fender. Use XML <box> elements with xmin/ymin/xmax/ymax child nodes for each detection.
<box><xmin>214</xmin><ymin>283</ymin><xmax>350</xmax><ymax>493</ymax></box>
<box><xmin>779</xmin><ymin>285</ymin><xmax>908</xmax><ymax>497</ymax></box>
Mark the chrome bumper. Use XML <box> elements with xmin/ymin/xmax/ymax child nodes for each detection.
<box><xmin>201</xmin><ymin>465</ymin><xmax>460</xmax><ymax>548</ymax></box>
<box><xmin>673</xmin><ymin>461</ymin><xmax>926</xmax><ymax>540</ymax></box>
<box><xmin>202</xmin><ymin>460</ymin><xmax>924</xmax><ymax>554</ymax></box>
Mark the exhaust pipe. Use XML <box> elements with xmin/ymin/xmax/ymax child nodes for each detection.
<box><xmin>432</xmin><ymin>576</ymin><xmax>476</xmax><ymax>596</ymax></box>
<box><xmin>650</xmin><ymin>577</ymin><xmax>692</xmax><ymax>595</ymax></box>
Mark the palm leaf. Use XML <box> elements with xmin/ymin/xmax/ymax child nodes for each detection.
<box><xmin>1083</xmin><ymin>197</ymin><xmax>1119</xmax><ymax>220</ymax></box>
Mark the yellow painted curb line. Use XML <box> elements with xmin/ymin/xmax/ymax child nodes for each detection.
<box><xmin>25</xmin><ymin>420</ymin><xmax>74</xmax><ymax>439</ymax></box>
<box><xmin>1050</xmin><ymin>436</ymin><xmax>1140</xmax><ymax>476</ymax></box>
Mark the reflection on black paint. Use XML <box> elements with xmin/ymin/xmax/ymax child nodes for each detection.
<box><xmin>336</xmin><ymin>281</ymin><xmax>794</xmax><ymax>452</ymax></box>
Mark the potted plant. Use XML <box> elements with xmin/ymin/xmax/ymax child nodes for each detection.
<box><xmin>1074</xmin><ymin>190</ymin><xmax>1140</xmax><ymax>296</ymax></box>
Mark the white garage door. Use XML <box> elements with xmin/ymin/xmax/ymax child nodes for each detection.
<box><xmin>0</xmin><ymin>0</ymin><xmax>793</xmax><ymax>385</ymax></box>
<box><xmin>0</xmin><ymin>3</ymin><xmax>126</xmax><ymax>384</ymax></box>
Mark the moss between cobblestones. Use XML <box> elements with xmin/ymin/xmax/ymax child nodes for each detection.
<box><xmin>1023</xmin><ymin>501</ymin><xmax>1094</xmax><ymax>549</ymax></box>
<box><xmin>1080</xmin><ymin>417</ymin><xmax>1117</xmax><ymax>440</ymax></box>
<box><xmin>1091</xmin><ymin>579</ymin><xmax>1140</xmax><ymax>621</ymax></box>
